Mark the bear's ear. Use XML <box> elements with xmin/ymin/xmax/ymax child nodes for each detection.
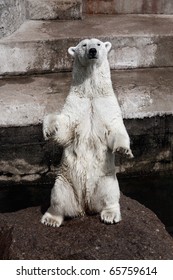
<box><xmin>104</xmin><ymin>42</ymin><xmax>112</xmax><ymax>53</ymax></box>
<box><xmin>68</xmin><ymin>47</ymin><xmax>76</xmax><ymax>57</ymax></box>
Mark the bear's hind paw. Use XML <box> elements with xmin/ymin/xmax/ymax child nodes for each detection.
<box><xmin>41</xmin><ymin>212</ymin><xmax>63</xmax><ymax>227</ymax></box>
<box><xmin>101</xmin><ymin>210</ymin><xmax>122</xmax><ymax>225</ymax></box>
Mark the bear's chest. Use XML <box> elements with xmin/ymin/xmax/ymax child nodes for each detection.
<box><xmin>74</xmin><ymin>99</ymin><xmax>106</xmax><ymax>150</ymax></box>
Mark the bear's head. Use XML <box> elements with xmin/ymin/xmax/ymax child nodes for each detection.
<box><xmin>68</xmin><ymin>38</ymin><xmax>112</xmax><ymax>67</ymax></box>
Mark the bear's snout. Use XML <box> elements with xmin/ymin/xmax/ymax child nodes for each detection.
<box><xmin>88</xmin><ymin>48</ymin><xmax>97</xmax><ymax>59</ymax></box>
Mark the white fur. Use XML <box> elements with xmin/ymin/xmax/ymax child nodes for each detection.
<box><xmin>41</xmin><ymin>38</ymin><xmax>133</xmax><ymax>227</ymax></box>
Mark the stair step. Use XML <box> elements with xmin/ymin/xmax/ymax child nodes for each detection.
<box><xmin>26</xmin><ymin>0</ymin><xmax>82</xmax><ymax>20</ymax></box>
<box><xmin>0</xmin><ymin>72</ymin><xmax>69</xmax><ymax>127</ymax></box>
<box><xmin>85</xmin><ymin>0</ymin><xmax>173</xmax><ymax>15</ymax></box>
<box><xmin>1</xmin><ymin>14</ymin><xmax>173</xmax><ymax>75</ymax></box>
<box><xmin>1</xmin><ymin>68</ymin><xmax>173</xmax><ymax>183</ymax></box>
<box><xmin>0</xmin><ymin>68</ymin><xmax>173</xmax><ymax>128</ymax></box>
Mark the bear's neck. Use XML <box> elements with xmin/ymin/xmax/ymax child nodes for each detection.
<box><xmin>70</xmin><ymin>58</ymin><xmax>114</xmax><ymax>98</ymax></box>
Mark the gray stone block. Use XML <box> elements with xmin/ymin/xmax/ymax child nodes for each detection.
<box><xmin>26</xmin><ymin>0</ymin><xmax>83</xmax><ymax>20</ymax></box>
<box><xmin>0</xmin><ymin>0</ymin><xmax>26</xmax><ymax>39</ymax></box>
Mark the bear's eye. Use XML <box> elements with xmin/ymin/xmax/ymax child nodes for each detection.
<box><xmin>83</xmin><ymin>44</ymin><xmax>87</xmax><ymax>47</ymax></box>
<box><xmin>97</xmin><ymin>43</ymin><xmax>101</xmax><ymax>46</ymax></box>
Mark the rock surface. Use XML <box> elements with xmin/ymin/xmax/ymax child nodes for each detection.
<box><xmin>0</xmin><ymin>194</ymin><xmax>173</xmax><ymax>260</ymax></box>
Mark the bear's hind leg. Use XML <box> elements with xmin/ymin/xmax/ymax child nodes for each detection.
<box><xmin>91</xmin><ymin>175</ymin><xmax>122</xmax><ymax>224</ymax></box>
<box><xmin>41</xmin><ymin>176</ymin><xmax>80</xmax><ymax>227</ymax></box>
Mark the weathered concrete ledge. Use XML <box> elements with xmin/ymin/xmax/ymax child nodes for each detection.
<box><xmin>1</xmin><ymin>68</ymin><xmax>173</xmax><ymax>127</ymax></box>
<box><xmin>26</xmin><ymin>0</ymin><xmax>83</xmax><ymax>20</ymax></box>
<box><xmin>0</xmin><ymin>68</ymin><xmax>173</xmax><ymax>184</ymax></box>
<box><xmin>85</xmin><ymin>0</ymin><xmax>173</xmax><ymax>15</ymax></box>
<box><xmin>1</xmin><ymin>15</ymin><xmax>173</xmax><ymax>75</ymax></box>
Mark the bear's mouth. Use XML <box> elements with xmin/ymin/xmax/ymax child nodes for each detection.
<box><xmin>88</xmin><ymin>54</ymin><xmax>98</xmax><ymax>60</ymax></box>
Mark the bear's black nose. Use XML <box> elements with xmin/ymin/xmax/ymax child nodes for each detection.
<box><xmin>89</xmin><ymin>48</ymin><xmax>97</xmax><ymax>58</ymax></box>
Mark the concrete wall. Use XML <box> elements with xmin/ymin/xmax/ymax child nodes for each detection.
<box><xmin>26</xmin><ymin>0</ymin><xmax>83</xmax><ymax>20</ymax></box>
<box><xmin>0</xmin><ymin>0</ymin><xmax>26</xmax><ymax>39</ymax></box>
<box><xmin>0</xmin><ymin>0</ymin><xmax>82</xmax><ymax>39</ymax></box>
<box><xmin>85</xmin><ymin>0</ymin><xmax>173</xmax><ymax>14</ymax></box>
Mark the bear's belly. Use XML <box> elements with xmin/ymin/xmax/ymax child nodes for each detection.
<box><xmin>63</xmin><ymin>116</ymin><xmax>115</xmax><ymax>185</ymax></box>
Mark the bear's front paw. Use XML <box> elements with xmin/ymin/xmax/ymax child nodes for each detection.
<box><xmin>43</xmin><ymin>114</ymin><xmax>59</xmax><ymax>140</ymax></box>
<box><xmin>115</xmin><ymin>147</ymin><xmax>134</xmax><ymax>159</ymax></box>
<box><xmin>44</xmin><ymin>125</ymin><xmax>58</xmax><ymax>140</ymax></box>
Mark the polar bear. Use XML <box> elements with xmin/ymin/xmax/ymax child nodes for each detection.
<box><xmin>41</xmin><ymin>38</ymin><xmax>133</xmax><ymax>227</ymax></box>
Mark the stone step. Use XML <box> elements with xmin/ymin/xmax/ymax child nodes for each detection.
<box><xmin>0</xmin><ymin>0</ymin><xmax>82</xmax><ymax>39</ymax></box>
<box><xmin>0</xmin><ymin>68</ymin><xmax>173</xmax><ymax>128</ymax></box>
<box><xmin>26</xmin><ymin>0</ymin><xmax>82</xmax><ymax>20</ymax></box>
<box><xmin>84</xmin><ymin>0</ymin><xmax>173</xmax><ymax>15</ymax></box>
<box><xmin>1</xmin><ymin>14</ymin><xmax>173</xmax><ymax>75</ymax></box>
<box><xmin>0</xmin><ymin>68</ymin><xmax>173</xmax><ymax>184</ymax></box>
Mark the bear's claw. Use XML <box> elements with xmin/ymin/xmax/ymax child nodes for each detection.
<box><xmin>115</xmin><ymin>147</ymin><xmax>134</xmax><ymax>158</ymax></box>
<box><xmin>41</xmin><ymin>212</ymin><xmax>63</xmax><ymax>227</ymax></box>
<box><xmin>101</xmin><ymin>210</ymin><xmax>122</xmax><ymax>224</ymax></box>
